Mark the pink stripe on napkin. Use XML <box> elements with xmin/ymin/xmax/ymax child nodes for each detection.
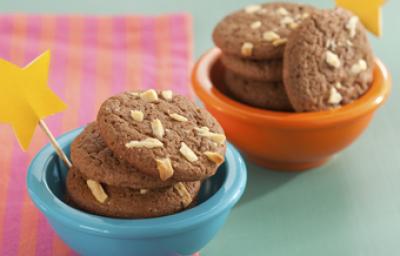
<box><xmin>0</xmin><ymin>13</ymin><xmax>193</xmax><ymax>255</ymax></box>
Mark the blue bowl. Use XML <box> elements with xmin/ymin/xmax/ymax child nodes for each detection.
<box><xmin>27</xmin><ymin>127</ymin><xmax>247</xmax><ymax>256</ymax></box>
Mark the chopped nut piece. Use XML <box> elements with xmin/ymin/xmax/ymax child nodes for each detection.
<box><xmin>151</xmin><ymin>119</ymin><xmax>164</xmax><ymax>139</ymax></box>
<box><xmin>263</xmin><ymin>31</ymin><xmax>280</xmax><ymax>42</ymax></box>
<box><xmin>204</xmin><ymin>151</ymin><xmax>225</xmax><ymax>165</ymax></box>
<box><xmin>194</xmin><ymin>126</ymin><xmax>209</xmax><ymax>134</ymax></box>
<box><xmin>328</xmin><ymin>87</ymin><xmax>343</xmax><ymax>104</ymax></box>
<box><xmin>280</xmin><ymin>16</ymin><xmax>294</xmax><ymax>26</ymax></box>
<box><xmin>325</xmin><ymin>39</ymin><xmax>337</xmax><ymax>50</ymax></box>
<box><xmin>257</xmin><ymin>8</ymin><xmax>268</xmax><ymax>14</ymax></box>
<box><xmin>207</xmin><ymin>133</ymin><xmax>226</xmax><ymax>144</ymax></box>
<box><xmin>156</xmin><ymin>158</ymin><xmax>174</xmax><ymax>181</ymax></box>
<box><xmin>194</xmin><ymin>126</ymin><xmax>210</xmax><ymax>135</ymax></box>
<box><xmin>86</xmin><ymin>179</ymin><xmax>108</xmax><ymax>203</ymax></box>
<box><xmin>244</xmin><ymin>4</ymin><xmax>261</xmax><ymax>13</ymax></box>
<box><xmin>250</xmin><ymin>21</ymin><xmax>262</xmax><ymax>29</ymax></box>
<box><xmin>140</xmin><ymin>189</ymin><xmax>148</xmax><ymax>194</ymax></box>
<box><xmin>161</xmin><ymin>90</ymin><xmax>173</xmax><ymax>101</ymax></box>
<box><xmin>346</xmin><ymin>40</ymin><xmax>353</xmax><ymax>47</ymax></box>
<box><xmin>140</xmin><ymin>89</ymin><xmax>158</xmax><ymax>102</ymax></box>
<box><xmin>276</xmin><ymin>7</ymin><xmax>289</xmax><ymax>16</ymax></box>
<box><xmin>179</xmin><ymin>142</ymin><xmax>198</xmax><ymax>162</ymax></box>
<box><xmin>289</xmin><ymin>22</ymin><xmax>298</xmax><ymax>29</ymax></box>
<box><xmin>335</xmin><ymin>82</ymin><xmax>342</xmax><ymax>89</ymax></box>
<box><xmin>272</xmin><ymin>38</ymin><xmax>287</xmax><ymax>47</ymax></box>
<box><xmin>346</xmin><ymin>16</ymin><xmax>358</xmax><ymax>38</ymax></box>
<box><xmin>169</xmin><ymin>113</ymin><xmax>188</xmax><ymax>122</ymax></box>
<box><xmin>325</xmin><ymin>50</ymin><xmax>341</xmax><ymax>68</ymax></box>
<box><xmin>241</xmin><ymin>42</ymin><xmax>254</xmax><ymax>57</ymax></box>
<box><xmin>195</xmin><ymin>127</ymin><xmax>226</xmax><ymax>144</ymax></box>
<box><xmin>174</xmin><ymin>182</ymin><xmax>192</xmax><ymax>207</ymax></box>
<box><xmin>351</xmin><ymin>59</ymin><xmax>367</xmax><ymax>74</ymax></box>
<box><xmin>301</xmin><ymin>12</ymin><xmax>310</xmax><ymax>19</ymax></box>
<box><xmin>125</xmin><ymin>138</ymin><xmax>163</xmax><ymax>148</ymax></box>
<box><xmin>130</xmin><ymin>110</ymin><xmax>144</xmax><ymax>122</ymax></box>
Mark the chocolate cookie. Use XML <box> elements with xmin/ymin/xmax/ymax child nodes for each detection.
<box><xmin>213</xmin><ymin>2</ymin><xmax>316</xmax><ymax>60</ymax></box>
<box><xmin>225</xmin><ymin>70</ymin><xmax>293</xmax><ymax>111</ymax></box>
<box><xmin>71</xmin><ymin>123</ymin><xmax>177</xmax><ymax>189</ymax></box>
<box><xmin>221</xmin><ymin>54</ymin><xmax>282</xmax><ymax>82</ymax></box>
<box><xmin>97</xmin><ymin>90</ymin><xmax>226</xmax><ymax>182</ymax></box>
<box><xmin>66</xmin><ymin>167</ymin><xmax>201</xmax><ymax>218</ymax></box>
<box><xmin>283</xmin><ymin>8</ymin><xmax>374</xmax><ymax>112</ymax></box>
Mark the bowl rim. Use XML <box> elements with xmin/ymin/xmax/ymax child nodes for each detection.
<box><xmin>27</xmin><ymin>127</ymin><xmax>247</xmax><ymax>238</ymax></box>
<box><xmin>191</xmin><ymin>48</ymin><xmax>391</xmax><ymax>128</ymax></box>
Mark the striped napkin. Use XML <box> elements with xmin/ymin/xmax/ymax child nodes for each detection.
<box><xmin>0</xmin><ymin>14</ymin><xmax>192</xmax><ymax>255</ymax></box>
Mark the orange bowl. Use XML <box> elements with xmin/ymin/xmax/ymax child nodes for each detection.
<box><xmin>191</xmin><ymin>48</ymin><xmax>391</xmax><ymax>171</ymax></box>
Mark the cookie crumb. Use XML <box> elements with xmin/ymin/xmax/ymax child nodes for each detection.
<box><xmin>241</xmin><ymin>42</ymin><xmax>254</xmax><ymax>57</ymax></box>
<box><xmin>140</xmin><ymin>189</ymin><xmax>148</xmax><ymax>194</ymax></box>
<box><xmin>140</xmin><ymin>89</ymin><xmax>159</xmax><ymax>102</ymax></box>
<box><xmin>86</xmin><ymin>179</ymin><xmax>108</xmax><ymax>203</ymax></box>
<box><xmin>161</xmin><ymin>90</ymin><xmax>173</xmax><ymax>101</ymax></box>
<box><xmin>128</xmin><ymin>92</ymin><xmax>139</xmax><ymax>97</ymax></box>
<box><xmin>244</xmin><ymin>4</ymin><xmax>261</xmax><ymax>14</ymax></box>
<box><xmin>155</xmin><ymin>158</ymin><xmax>174</xmax><ymax>181</ymax></box>
<box><xmin>173</xmin><ymin>182</ymin><xmax>192</xmax><ymax>207</ymax></box>
<box><xmin>169</xmin><ymin>113</ymin><xmax>188</xmax><ymax>122</ymax></box>
<box><xmin>151</xmin><ymin>119</ymin><xmax>164</xmax><ymax>139</ymax></box>
<box><xmin>272</xmin><ymin>38</ymin><xmax>287</xmax><ymax>47</ymax></box>
<box><xmin>180</xmin><ymin>142</ymin><xmax>198</xmax><ymax>162</ymax></box>
<box><xmin>325</xmin><ymin>50</ymin><xmax>341</xmax><ymax>68</ymax></box>
<box><xmin>351</xmin><ymin>59</ymin><xmax>367</xmax><ymax>74</ymax></box>
<box><xmin>250</xmin><ymin>21</ymin><xmax>262</xmax><ymax>29</ymax></box>
<box><xmin>125</xmin><ymin>138</ymin><xmax>163</xmax><ymax>149</ymax></box>
<box><xmin>276</xmin><ymin>7</ymin><xmax>289</xmax><ymax>16</ymax></box>
<box><xmin>204</xmin><ymin>151</ymin><xmax>224</xmax><ymax>165</ymax></box>
<box><xmin>130</xmin><ymin>110</ymin><xmax>144</xmax><ymax>122</ymax></box>
<box><xmin>346</xmin><ymin>16</ymin><xmax>359</xmax><ymax>38</ymax></box>
<box><xmin>328</xmin><ymin>87</ymin><xmax>343</xmax><ymax>104</ymax></box>
<box><xmin>263</xmin><ymin>31</ymin><xmax>280</xmax><ymax>42</ymax></box>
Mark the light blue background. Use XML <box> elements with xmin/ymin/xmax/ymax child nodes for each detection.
<box><xmin>1</xmin><ymin>1</ymin><xmax>399</xmax><ymax>255</ymax></box>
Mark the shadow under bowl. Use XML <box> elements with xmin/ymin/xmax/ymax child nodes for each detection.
<box><xmin>191</xmin><ymin>48</ymin><xmax>391</xmax><ymax>171</ymax></box>
<box><xmin>27</xmin><ymin>127</ymin><xmax>247</xmax><ymax>256</ymax></box>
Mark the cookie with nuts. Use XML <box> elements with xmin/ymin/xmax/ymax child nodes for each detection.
<box><xmin>70</xmin><ymin>123</ymin><xmax>177</xmax><ymax>189</ymax></box>
<box><xmin>283</xmin><ymin>8</ymin><xmax>374</xmax><ymax>112</ymax></box>
<box><xmin>97</xmin><ymin>89</ymin><xmax>226</xmax><ymax>182</ymax></box>
<box><xmin>224</xmin><ymin>70</ymin><xmax>293</xmax><ymax>111</ymax></box>
<box><xmin>221</xmin><ymin>54</ymin><xmax>283</xmax><ymax>82</ymax></box>
<box><xmin>212</xmin><ymin>2</ymin><xmax>316</xmax><ymax>60</ymax></box>
<box><xmin>66</xmin><ymin>167</ymin><xmax>200</xmax><ymax>218</ymax></box>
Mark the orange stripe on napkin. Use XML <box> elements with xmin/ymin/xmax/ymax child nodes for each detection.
<box><xmin>0</xmin><ymin>13</ymin><xmax>193</xmax><ymax>255</ymax></box>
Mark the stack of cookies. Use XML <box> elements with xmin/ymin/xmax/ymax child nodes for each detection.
<box><xmin>213</xmin><ymin>2</ymin><xmax>374</xmax><ymax>112</ymax></box>
<box><xmin>66</xmin><ymin>89</ymin><xmax>227</xmax><ymax>218</ymax></box>
<box><xmin>213</xmin><ymin>3</ymin><xmax>316</xmax><ymax>111</ymax></box>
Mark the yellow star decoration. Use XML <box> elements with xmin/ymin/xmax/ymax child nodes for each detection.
<box><xmin>0</xmin><ymin>51</ymin><xmax>67</xmax><ymax>150</ymax></box>
<box><xmin>336</xmin><ymin>0</ymin><xmax>386</xmax><ymax>36</ymax></box>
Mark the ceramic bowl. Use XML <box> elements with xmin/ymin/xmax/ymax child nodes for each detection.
<box><xmin>191</xmin><ymin>48</ymin><xmax>391</xmax><ymax>171</ymax></box>
<box><xmin>27</xmin><ymin>127</ymin><xmax>247</xmax><ymax>256</ymax></box>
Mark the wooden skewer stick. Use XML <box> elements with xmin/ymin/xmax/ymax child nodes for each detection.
<box><xmin>39</xmin><ymin>119</ymin><xmax>72</xmax><ymax>168</ymax></box>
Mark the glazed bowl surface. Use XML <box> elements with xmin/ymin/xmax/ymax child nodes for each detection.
<box><xmin>191</xmin><ymin>48</ymin><xmax>391</xmax><ymax>171</ymax></box>
<box><xmin>27</xmin><ymin>127</ymin><xmax>247</xmax><ymax>256</ymax></box>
